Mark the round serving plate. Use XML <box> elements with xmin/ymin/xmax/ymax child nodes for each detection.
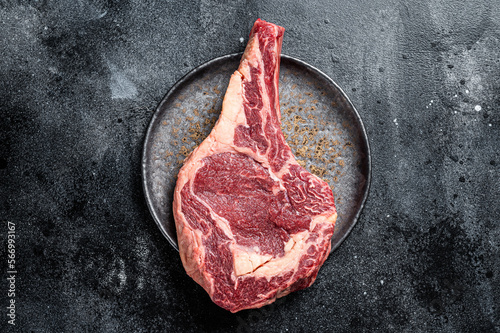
<box><xmin>142</xmin><ymin>53</ymin><xmax>371</xmax><ymax>252</ymax></box>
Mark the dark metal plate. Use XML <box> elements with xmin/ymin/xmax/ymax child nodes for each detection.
<box><xmin>142</xmin><ymin>53</ymin><xmax>371</xmax><ymax>252</ymax></box>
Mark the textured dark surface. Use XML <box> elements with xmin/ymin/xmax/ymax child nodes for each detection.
<box><xmin>1</xmin><ymin>0</ymin><xmax>499</xmax><ymax>332</ymax></box>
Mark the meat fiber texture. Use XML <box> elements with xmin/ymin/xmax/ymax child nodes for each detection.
<box><xmin>173</xmin><ymin>19</ymin><xmax>337</xmax><ymax>313</ymax></box>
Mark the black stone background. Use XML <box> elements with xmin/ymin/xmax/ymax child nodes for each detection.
<box><xmin>1</xmin><ymin>0</ymin><xmax>499</xmax><ymax>332</ymax></box>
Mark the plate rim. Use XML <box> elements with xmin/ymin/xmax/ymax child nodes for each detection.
<box><xmin>141</xmin><ymin>53</ymin><xmax>372</xmax><ymax>252</ymax></box>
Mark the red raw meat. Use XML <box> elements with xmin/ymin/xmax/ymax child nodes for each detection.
<box><xmin>173</xmin><ymin>19</ymin><xmax>337</xmax><ymax>312</ymax></box>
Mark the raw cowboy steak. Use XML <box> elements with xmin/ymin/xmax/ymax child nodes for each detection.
<box><xmin>173</xmin><ymin>19</ymin><xmax>337</xmax><ymax>312</ymax></box>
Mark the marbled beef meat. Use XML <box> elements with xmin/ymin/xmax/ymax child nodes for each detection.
<box><xmin>173</xmin><ymin>19</ymin><xmax>337</xmax><ymax>312</ymax></box>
